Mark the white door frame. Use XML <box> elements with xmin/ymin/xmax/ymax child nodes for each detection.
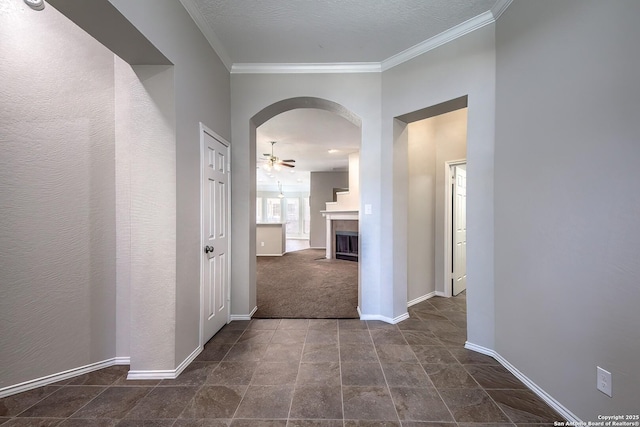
<box><xmin>199</xmin><ymin>123</ymin><xmax>231</xmax><ymax>347</ymax></box>
<box><xmin>443</xmin><ymin>159</ymin><xmax>466</xmax><ymax>298</ymax></box>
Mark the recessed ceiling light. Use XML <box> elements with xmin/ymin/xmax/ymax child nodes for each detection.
<box><xmin>24</xmin><ymin>0</ymin><xmax>45</xmax><ymax>10</ymax></box>
<box><xmin>328</xmin><ymin>149</ymin><xmax>339</xmax><ymax>154</ymax></box>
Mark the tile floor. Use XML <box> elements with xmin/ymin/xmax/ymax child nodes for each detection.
<box><xmin>0</xmin><ymin>293</ymin><xmax>562</xmax><ymax>426</ymax></box>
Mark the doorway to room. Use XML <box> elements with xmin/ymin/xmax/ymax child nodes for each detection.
<box><xmin>251</xmin><ymin>98</ymin><xmax>362</xmax><ymax>319</ymax></box>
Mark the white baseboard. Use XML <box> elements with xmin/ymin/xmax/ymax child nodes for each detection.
<box><xmin>0</xmin><ymin>358</ymin><xmax>119</xmax><ymax>399</ymax></box>
<box><xmin>408</xmin><ymin>292</ymin><xmax>436</xmax><ymax>307</ymax></box>
<box><xmin>127</xmin><ymin>345</ymin><xmax>202</xmax><ymax>381</ymax></box>
<box><xmin>464</xmin><ymin>341</ymin><xmax>581</xmax><ymax>423</ymax></box>
<box><xmin>358</xmin><ymin>307</ymin><xmax>410</xmax><ymax>324</ymax></box>
<box><xmin>257</xmin><ymin>253</ymin><xmax>284</xmax><ymax>257</ymax></box>
<box><xmin>114</xmin><ymin>357</ymin><xmax>130</xmax><ymax>365</ymax></box>
<box><xmin>435</xmin><ymin>291</ymin><xmax>447</xmax><ymax>297</ymax></box>
<box><xmin>230</xmin><ymin>306</ymin><xmax>257</xmax><ymax>321</ymax></box>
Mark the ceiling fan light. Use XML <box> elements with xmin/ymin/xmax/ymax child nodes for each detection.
<box><xmin>273</xmin><ymin>163</ymin><xmax>282</xmax><ymax>171</ymax></box>
<box><xmin>262</xmin><ymin>162</ymin><xmax>272</xmax><ymax>171</ymax></box>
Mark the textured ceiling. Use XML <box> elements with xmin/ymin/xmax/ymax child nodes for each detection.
<box><xmin>184</xmin><ymin>0</ymin><xmax>500</xmax><ymax>65</ymax></box>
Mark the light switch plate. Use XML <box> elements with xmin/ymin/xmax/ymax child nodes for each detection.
<box><xmin>597</xmin><ymin>366</ymin><xmax>612</xmax><ymax>397</ymax></box>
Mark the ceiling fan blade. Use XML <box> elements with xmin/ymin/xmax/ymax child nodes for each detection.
<box><xmin>263</xmin><ymin>153</ymin><xmax>272</xmax><ymax>157</ymax></box>
<box><xmin>280</xmin><ymin>163</ymin><xmax>295</xmax><ymax>168</ymax></box>
<box><xmin>281</xmin><ymin>159</ymin><xmax>296</xmax><ymax>162</ymax></box>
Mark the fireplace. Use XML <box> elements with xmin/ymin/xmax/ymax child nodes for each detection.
<box><xmin>335</xmin><ymin>231</ymin><xmax>358</xmax><ymax>262</ymax></box>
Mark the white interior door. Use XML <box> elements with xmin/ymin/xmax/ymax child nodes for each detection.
<box><xmin>452</xmin><ymin>165</ymin><xmax>467</xmax><ymax>296</ymax></box>
<box><xmin>201</xmin><ymin>127</ymin><xmax>230</xmax><ymax>344</ymax></box>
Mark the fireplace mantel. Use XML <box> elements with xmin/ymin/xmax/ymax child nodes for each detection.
<box><xmin>321</xmin><ymin>210</ymin><xmax>359</xmax><ymax>259</ymax></box>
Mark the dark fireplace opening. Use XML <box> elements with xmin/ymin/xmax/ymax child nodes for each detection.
<box><xmin>336</xmin><ymin>231</ymin><xmax>358</xmax><ymax>262</ymax></box>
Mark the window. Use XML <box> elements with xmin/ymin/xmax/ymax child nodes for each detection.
<box><xmin>286</xmin><ymin>198</ymin><xmax>300</xmax><ymax>234</ymax></box>
<box><xmin>303</xmin><ymin>197</ymin><xmax>310</xmax><ymax>235</ymax></box>
<box><xmin>256</xmin><ymin>198</ymin><xmax>263</xmax><ymax>223</ymax></box>
<box><xmin>266</xmin><ymin>198</ymin><xmax>282</xmax><ymax>223</ymax></box>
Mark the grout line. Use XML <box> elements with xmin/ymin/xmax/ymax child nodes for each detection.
<box><xmin>368</xmin><ymin>321</ymin><xmax>403</xmax><ymax>424</ymax></box>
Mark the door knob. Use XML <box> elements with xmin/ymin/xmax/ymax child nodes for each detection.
<box><xmin>204</xmin><ymin>246</ymin><xmax>214</xmax><ymax>253</ymax></box>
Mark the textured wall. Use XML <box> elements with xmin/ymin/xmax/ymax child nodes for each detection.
<box><xmin>0</xmin><ymin>1</ymin><xmax>116</xmax><ymax>387</ymax></box>
<box><xmin>383</xmin><ymin>25</ymin><xmax>496</xmax><ymax>344</ymax></box>
<box><xmin>407</xmin><ymin>109</ymin><xmax>467</xmax><ymax>303</ymax></box>
<box><xmin>495</xmin><ymin>0</ymin><xmax>640</xmax><ymax>418</ymax></box>
<box><xmin>309</xmin><ymin>172</ymin><xmax>349</xmax><ymax>248</ymax></box>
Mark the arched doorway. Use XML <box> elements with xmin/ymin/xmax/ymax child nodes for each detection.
<box><xmin>249</xmin><ymin>97</ymin><xmax>361</xmax><ymax>317</ymax></box>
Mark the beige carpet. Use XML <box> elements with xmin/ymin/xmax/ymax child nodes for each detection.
<box><xmin>255</xmin><ymin>249</ymin><xmax>358</xmax><ymax>318</ymax></box>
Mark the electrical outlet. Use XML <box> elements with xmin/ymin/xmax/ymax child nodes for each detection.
<box><xmin>597</xmin><ymin>366</ymin><xmax>612</xmax><ymax>397</ymax></box>
<box><xmin>260</xmin><ymin>242</ymin><xmax>265</xmax><ymax>247</ymax></box>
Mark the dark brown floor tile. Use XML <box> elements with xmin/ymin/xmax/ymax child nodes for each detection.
<box><xmin>340</xmin><ymin>344</ymin><xmax>378</xmax><ymax>363</ymax></box>
<box><xmin>230</xmin><ymin>421</ymin><xmax>285</xmax><ymax>427</ymax></box>
<box><xmin>375</xmin><ymin>345</ymin><xmax>418</xmax><ymax>363</ymax></box>
<box><xmin>308</xmin><ymin>319</ymin><xmax>338</xmax><ymax>330</ymax></box>
<box><xmin>248</xmin><ymin>319</ymin><xmax>281</xmax><ymax>330</ymax></box>
<box><xmin>396</xmin><ymin>320</ymin><xmax>431</xmax><ymax>333</ymax></box>
<box><xmin>439</xmin><ymin>389</ymin><xmax>510</xmax><ymax>423</ymax></box>
<box><xmin>59</xmin><ymin>419</ymin><xmax>118</xmax><ymax>426</ymax></box>
<box><xmin>342</xmin><ymin>386</ymin><xmax>398</xmax><ymax>421</ymax></box>
<box><xmin>380</xmin><ymin>363</ymin><xmax>431</xmax><ymax>388</ymax></box>
<box><xmin>400</xmin><ymin>423</ymin><xmax>457</xmax><ymax>427</ymax></box>
<box><xmin>305</xmin><ymin>330</ymin><xmax>338</xmax><ymax>345</ymax></box>
<box><xmin>389</xmin><ymin>387</ymin><xmax>453</xmax><ymax>422</ymax></box>
<box><xmin>433</xmin><ymin>332</ymin><xmax>467</xmax><ymax>348</ymax></box>
<box><xmin>278</xmin><ymin>319</ymin><xmax>309</xmax><ymax>330</ymax></box>
<box><xmin>206</xmin><ymin>362</ymin><xmax>258</xmax><ymax>385</ymax></box>
<box><xmin>370</xmin><ymin>330</ymin><xmax>407</xmax><ymax>346</ymax></box>
<box><xmin>288</xmin><ymin>421</ymin><xmax>343</xmax><ymax>427</ymax></box>
<box><xmin>180</xmin><ymin>386</ymin><xmax>244</xmax><ymax>419</ymax></box>
<box><xmin>448</xmin><ymin>348</ymin><xmax>499</xmax><ymax>365</ymax></box>
<box><xmin>437</xmin><ymin>311</ymin><xmax>466</xmax><ymax>325</ymax></box>
<box><xmin>411</xmin><ymin>346</ymin><xmax>457</xmax><ymax>364</ymax></box>
<box><xmin>338</xmin><ymin>319</ymin><xmax>368</xmax><ymax>330</ymax></box>
<box><xmin>115</xmin><ymin>420</ymin><xmax>174</xmax><ymax>426</ymax></box>
<box><xmin>67</xmin><ymin>366</ymin><xmax>129</xmax><ymax>386</ymax></box>
<box><xmin>112</xmin><ymin>378</ymin><xmax>161</xmax><ymax>387</ymax></box>
<box><xmin>425</xmin><ymin>321</ymin><xmax>461</xmax><ymax>335</ymax></box>
<box><xmin>158</xmin><ymin>362</ymin><xmax>215</xmax><ymax>387</ymax></box>
<box><xmin>2</xmin><ymin>419</ymin><xmax>63</xmax><ymax>426</ymax></box>
<box><xmin>344</xmin><ymin>421</ymin><xmax>400</xmax><ymax>427</ymax></box>
<box><xmin>237</xmin><ymin>330</ymin><xmax>275</xmax><ymax>344</ymax></box>
<box><xmin>224</xmin><ymin>320</ymin><xmax>251</xmax><ymax>331</ymax></box>
<box><xmin>400</xmin><ymin>331</ymin><xmax>441</xmax><ymax>346</ymax></box>
<box><xmin>222</xmin><ymin>342</ymin><xmax>268</xmax><ymax>362</ymax></box>
<box><xmin>339</xmin><ymin>330</ymin><xmax>373</xmax><ymax>344</ymax></box>
<box><xmin>71</xmin><ymin>387</ymin><xmax>150</xmax><ymax>419</ymax></box>
<box><xmin>289</xmin><ymin>386</ymin><xmax>343</xmax><ymax>419</ymax></box>
<box><xmin>18</xmin><ymin>386</ymin><xmax>105</xmax><ymax>418</ymax></box>
<box><xmin>195</xmin><ymin>343</ymin><xmax>233</xmax><ymax>362</ymax></box>
<box><xmin>302</xmin><ymin>344</ymin><xmax>339</xmax><ymax>362</ymax></box>
<box><xmin>412</xmin><ymin>311</ymin><xmax>449</xmax><ymax>322</ymax></box>
<box><xmin>297</xmin><ymin>363</ymin><xmax>341</xmax><ymax>386</ymax></box>
<box><xmin>0</xmin><ymin>387</ymin><xmax>60</xmax><ymax>416</ymax></box>
<box><xmin>341</xmin><ymin>363</ymin><xmax>386</xmax><ymax>386</ymax></box>
<box><xmin>235</xmin><ymin>385</ymin><xmax>294</xmax><ymax>419</ymax></box>
<box><xmin>487</xmin><ymin>390</ymin><xmax>560</xmax><ymax>424</ymax></box>
<box><xmin>252</xmin><ymin>362</ymin><xmax>299</xmax><ymax>385</ymax></box>
<box><xmin>174</xmin><ymin>420</ymin><xmax>230</xmax><ymax>426</ymax></box>
<box><xmin>209</xmin><ymin>329</ymin><xmax>244</xmax><ymax>344</ymax></box>
<box><xmin>125</xmin><ymin>386</ymin><xmax>197</xmax><ymax>419</ymax></box>
<box><xmin>423</xmin><ymin>364</ymin><xmax>479</xmax><ymax>389</ymax></box>
<box><xmin>366</xmin><ymin>321</ymin><xmax>399</xmax><ymax>331</ymax></box>
<box><xmin>457</xmin><ymin>424</ymin><xmax>514</xmax><ymax>427</ymax></box>
<box><xmin>262</xmin><ymin>343</ymin><xmax>303</xmax><ymax>362</ymax></box>
<box><xmin>0</xmin><ymin>418</ymin><xmax>9</xmax><ymax>425</ymax></box>
<box><xmin>465</xmin><ymin>365</ymin><xmax>526</xmax><ymax>389</ymax></box>
<box><xmin>271</xmin><ymin>329</ymin><xmax>307</xmax><ymax>344</ymax></box>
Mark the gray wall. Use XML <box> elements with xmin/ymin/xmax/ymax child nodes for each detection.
<box><xmin>309</xmin><ymin>172</ymin><xmax>349</xmax><ymax>248</ymax></box>
<box><xmin>383</xmin><ymin>25</ymin><xmax>496</xmax><ymax>346</ymax></box>
<box><xmin>407</xmin><ymin>109</ymin><xmax>467</xmax><ymax>303</ymax></box>
<box><xmin>495</xmin><ymin>0</ymin><xmax>640</xmax><ymax>418</ymax></box>
<box><xmin>108</xmin><ymin>0</ymin><xmax>231</xmax><ymax>366</ymax></box>
<box><xmin>0</xmin><ymin>2</ymin><xmax>116</xmax><ymax>387</ymax></box>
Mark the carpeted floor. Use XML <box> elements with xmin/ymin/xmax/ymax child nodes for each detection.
<box><xmin>255</xmin><ymin>248</ymin><xmax>358</xmax><ymax>318</ymax></box>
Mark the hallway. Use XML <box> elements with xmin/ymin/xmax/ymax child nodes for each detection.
<box><xmin>0</xmin><ymin>294</ymin><xmax>560</xmax><ymax>425</ymax></box>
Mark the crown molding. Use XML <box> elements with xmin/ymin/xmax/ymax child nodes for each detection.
<box><xmin>381</xmin><ymin>10</ymin><xmax>495</xmax><ymax>71</ymax></box>
<box><xmin>231</xmin><ymin>62</ymin><xmax>381</xmax><ymax>74</ymax></box>
<box><xmin>179</xmin><ymin>0</ymin><xmax>232</xmax><ymax>71</ymax></box>
<box><xmin>491</xmin><ymin>0</ymin><xmax>513</xmax><ymax>20</ymax></box>
<box><xmin>188</xmin><ymin>1</ymin><xmax>513</xmax><ymax>75</ymax></box>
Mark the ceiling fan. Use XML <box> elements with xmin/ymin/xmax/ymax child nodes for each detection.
<box><xmin>261</xmin><ymin>141</ymin><xmax>295</xmax><ymax>171</ymax></box>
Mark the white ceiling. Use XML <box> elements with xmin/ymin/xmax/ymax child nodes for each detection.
<box><xmin>181</xmin><ymin>0</ymin><xmax>501</xmax><ymax>66</ymax></box>
<box><xmin>180</xmin><ymin>0</ymin><xmax>505</xmax><ymax>192</ymax></box>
